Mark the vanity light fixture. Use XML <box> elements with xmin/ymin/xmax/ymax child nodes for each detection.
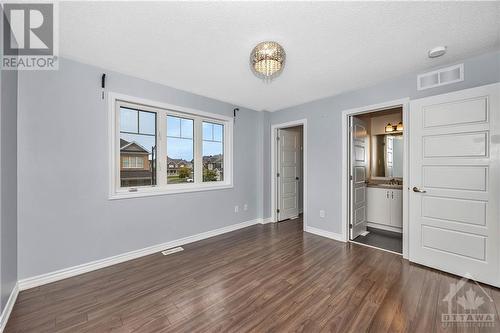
<box><xmin>385</xmin><ymin>122</ymin><xmax>403</xmax><ymax>133</ymax></box>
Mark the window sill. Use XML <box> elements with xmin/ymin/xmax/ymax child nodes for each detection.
<box><xmin>108</xmin><ymin>183</ymin><xmax>233</xmax><ymax>200</ymax></box>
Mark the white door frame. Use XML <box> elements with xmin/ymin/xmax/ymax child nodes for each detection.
<box><xmin>271</xmin><ymin>119</ymin><xmax>307</xmax><ymax>228</ymax></box>
<box><xmin>341</xmin><ymin>98</ymin><xmax>410</xmax><ymax>258</ymax></box>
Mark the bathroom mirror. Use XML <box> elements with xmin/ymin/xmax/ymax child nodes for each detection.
<box><xmin>371</xmin><ymin>133</ymin><xmax>403</xmax><ymax>178</ymax></box>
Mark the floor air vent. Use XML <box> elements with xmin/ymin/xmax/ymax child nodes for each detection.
<box><xmin>161</xmin><ymin>247</ymin><xmax>184</xmax><ymax>256</ymax></box>
<box><xmin>417</xmin><ymin>63</ymin><xmax>464</xmax><ymax>91</ymax></box>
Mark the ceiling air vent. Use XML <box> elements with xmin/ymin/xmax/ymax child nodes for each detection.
<box><xmin>417</xmin><ymin>64</ymin><xmax>464</xmax><ymax>91</ymax></box>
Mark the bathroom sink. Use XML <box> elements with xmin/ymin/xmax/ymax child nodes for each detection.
<box><xmin>367</xmin><ymin>183</ymin><xmax>403</xmax><ymax>189</ymax></box>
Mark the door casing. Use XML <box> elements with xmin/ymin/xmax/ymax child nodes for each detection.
<box><xmin>341</xmin><ymin>98</ymin><xmax>410</xmax><ymax>258</ymax></box>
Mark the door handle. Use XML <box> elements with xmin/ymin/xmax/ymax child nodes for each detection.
<box><xmin>412</xmin><ymin>187</ymin><xmax>427</xmax><ymax>193</ymax></box>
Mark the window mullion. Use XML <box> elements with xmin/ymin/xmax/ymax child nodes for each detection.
<box><xmin>157</xmin><ymin>111</ymin><xmax>167</xmax><ymax>186</ymax></box>
<box><xmin>194</xmin><ymin>117</ymin><xmax>203</xmax><ymax>184</ymax></box>
<box><xmin>115</xmin><ymin>103</ymin><xmax>122</xmax><ymax>190</ymax></box>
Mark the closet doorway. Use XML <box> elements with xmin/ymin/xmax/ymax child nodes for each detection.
<box><xmin>271</xmin><ymin>119</ymin><xmax>307</xmax><ymax>227</ymax></box>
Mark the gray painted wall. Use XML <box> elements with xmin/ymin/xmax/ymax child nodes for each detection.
<box><xmin>0</xmin><ymin>67</ymin><xmax>18</xmax><ymax>310</ymax></box>
<box><xmin>265</xmin><ymin>50</ymin><xmax>500</xmax><ymax>234</ymax></box>
<box><xmin>17</xmin><ymin>58</ymin><xmax>262</xmax><ymax>279</ymax></box>
<box><xmin>15</xmin><ymin>50</ymin><xmax>500</xmax><ymax>281</ymax></box>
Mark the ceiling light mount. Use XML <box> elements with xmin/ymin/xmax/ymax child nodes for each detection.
<box><xmin>428</xmin><ymin>46</ymin><xmax>447</xmax><ymax>58</ymax></box>
<box><xmin>250</xmin><ymin>41</ymin><xmax>286</xmax><ymax>81</ymax></box>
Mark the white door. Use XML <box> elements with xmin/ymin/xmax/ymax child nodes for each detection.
<box><xmin>409</xmin><ymin>83</ymin><xmax>500</xmax><ymax>287</ymax></box>
<box><xmin>277</xmin><ymin>127</ymin><xmax>301</xmax><ymax>221</ymax></box>
<box><xmin>350</xmin><ymin>116</ymin><xmax>368</xmax><ymax>239</ymax></box>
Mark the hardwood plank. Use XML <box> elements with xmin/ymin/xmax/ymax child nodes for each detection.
<box><xmin>5</xmin><ymin>217</ymin><xmax>500</xmax><ymax>333</ymax></box>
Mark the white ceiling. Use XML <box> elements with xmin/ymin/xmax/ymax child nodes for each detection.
<box><xmin>60</xmin><ymin>2</ymin><xmax>500</xmax><ymax>111</ymax></box>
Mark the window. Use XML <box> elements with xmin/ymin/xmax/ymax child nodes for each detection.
<box><xmin>202</xmin><ymin>122</ymin><xmax>224</xmax><ymax>182</ymax></box>
<box><xmin>119</xmin><ymin>107</ymin><xmax>156</xmax><ymax>187</ymax></box>
<box><xmin>167</xmin><ymin>116</ymin><xmax>194</xmax><ymax>184</ymax></box>
<box><xmin>110</xmin><ymin>94</ymin><xmax>232</xmax><ymax>198</ymax></box>
<box><xmin>122</xmin><ymin>156</ymin><xmax>144</xmax><ymax>169</ymax></box>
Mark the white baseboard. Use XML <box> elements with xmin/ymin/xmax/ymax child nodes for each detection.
<box><xmin>260</xmin><ymin>217</ymin><xmax>274</xmax><ymax>224</ymax></box>
<box><xmin>18</xmin><ymin>218</ymin><xmax>263</xmax><ymax>291</ymax></box>
<box><xmin>304</xmin><ymin>226</ymin><xmax>345</xmax><ymax>242</ymax></box>
<box><xmin>367</xmin><ymin>222</ymin><xmax>402</xmax><ymax>234</ymax></box>
<box><xmin>0</xmin><ymin>283</ymin><xmax>18</xmax><ymax>333</ymax></box>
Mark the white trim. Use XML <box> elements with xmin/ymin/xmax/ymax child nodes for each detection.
<box><xmin>260</xmin><ymin>217</ymin><xmax>274</xmax><ymax>224</ymax></box>
<box><xmin>270</xmin><ymin>119</ymin><xmax>308</xmax><ymax>229</ymax></box>
<box><xmin>366</xmin><ymin>222</ymin><xmax>402</xmax><ymax>234</ymax></box>
<box><xmin>18</xmin><ymin>218</ymin><xmax>263</xmax><ymax>291</ymax></box>
<box><xmin>110</xmin><ymin>92</ymin><xmax>233</xmax><ymax>122</ymax></box>
<box><xmin>349</xmin><ymin>240</ymin><xmax>402</xmax><ymax>256</ymax></box>
<box><xmin>401</xmin><ymin>101</ymin><xmax>410</xmax><ymax>259</ymax></box>
<box><xmin>108</xmin><ymin>92</ymin><xmax>234</xmax><ymax>199</ymax></box>
<box><xmin>0</xmin><ymin>283</ymin><xmax>18</xmax><ymax>333</ymax></box>
<box><xmin>304</xmin><ymin>226</ymin><xmax>344</xmax><ymax>242</ymax></box>
<box><xmin>108</xmin><ymin>183</ymin><xmax>234</xmax><ymax>200</ymax></box>
<box><xmin>340</xmin><ymin>98</ymin><xmax>410</xmax><ymax>259</ymax></box>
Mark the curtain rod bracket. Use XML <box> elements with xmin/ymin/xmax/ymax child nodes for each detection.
<box><xmin>233</xmin><ymin>108</ymin><xmax>239</xmax><ymax>122</ymax></box>
<box><xmin>101</xmin><ymin>74</ymin><xmax>106</xmax><ymax>100</ymax></box>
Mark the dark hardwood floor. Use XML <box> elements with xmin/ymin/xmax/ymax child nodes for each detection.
<box><xmin>6</xmin><ymin>217</ymin><xmax>500</xmax><ymax>332</ymax></box>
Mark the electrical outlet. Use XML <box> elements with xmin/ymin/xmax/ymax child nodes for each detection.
<box><xmin>243</xmin><ymin>204</ymin><xmax>248</xmax><ymax>211</ymax></box>
<box><xmin>234</xmin><ymin>205</ymin><xmax>239</xmax><ymax>213</ymax></box>
<box><xmin>319</xmin><ymin>210</ymin><xmax>325</xmax><ymax>218</ymax></box>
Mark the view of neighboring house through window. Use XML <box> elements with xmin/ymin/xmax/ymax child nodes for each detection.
<box><xmin>167</xmin><ymin>116</ymin><xmax>194</xmax><ymax>184</ymax></box>
<box><xmin>119</xmin><ymin>107</ymin><xmax>157</xmax><ymax>187</ymax></box>
<box><xmin>202</xmin><ymin>121</ymin><xmax>224</xmax><ymax>182</ymax></box>
<box><xmin>112</xmin><ymin>96</ymin><xmax>232</xmax><ymax>197</ymax></box>
<box><xmin>122</xmin><ymin>156</ymin><xmax>144</xmax><ymax>169</ymax></box>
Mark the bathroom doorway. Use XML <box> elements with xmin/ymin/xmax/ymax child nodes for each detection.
<box><xmin>345</xmin><ymin>102</ymin><xmax>409</xmax><ymax>255</ymax></box>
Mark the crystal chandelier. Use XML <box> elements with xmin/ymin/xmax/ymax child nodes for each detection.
<box><xmin>250</xmin><ymin>41</ymin><xmax>286</xmax><ymax>81</ymax></box>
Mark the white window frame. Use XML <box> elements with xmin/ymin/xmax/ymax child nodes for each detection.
<box><xmin>108</xmin><ymin>92</ymin><xmax>233</xmax><ymax>199</ymax></box>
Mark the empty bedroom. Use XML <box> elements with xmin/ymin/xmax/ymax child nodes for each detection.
<box><xmin>0</xmin><ymin>1</ymin><xmax>499</xmax><ymax>332</ymax></box>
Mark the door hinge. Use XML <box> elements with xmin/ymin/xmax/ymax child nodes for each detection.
<box><xmin>349</xmin><ymin>175</ymin><xmax>353</xmax><ymax>180</ymax></box>
<box><xmin>349</xmin><ymin>223</ymin><xmax>353</xmax><ymax>228</ymax></box>
<box><xmin>277</xmin><ymin>209</ymin><xmax>280</xmax><ymax>213</ymax></box>
<box><xmin>276</xmin><ymin>136</ymin><xmax>280</xmax><ymax>141</ymax></box>
<box><xmin>277</xmin><ymin>172</ymin><xmax>280</xmax><ymax>177</ymax></box>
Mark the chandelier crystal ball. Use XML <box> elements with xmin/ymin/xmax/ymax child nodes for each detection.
<box><xmin>250</xmin><ymin>41</ymin><xmax>286</xmax><ymax>81</ymax></box>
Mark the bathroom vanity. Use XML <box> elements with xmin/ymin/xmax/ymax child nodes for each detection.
<box><xmin>366</xmin><ymin>184</ymin><xmax>402</xmax><ymax>232</ymax></box>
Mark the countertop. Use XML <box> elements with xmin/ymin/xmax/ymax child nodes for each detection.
<box><xmin>367</xmin><ymin>183</ymin><xmax>403</xmax><ymax>190</ymax></box>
